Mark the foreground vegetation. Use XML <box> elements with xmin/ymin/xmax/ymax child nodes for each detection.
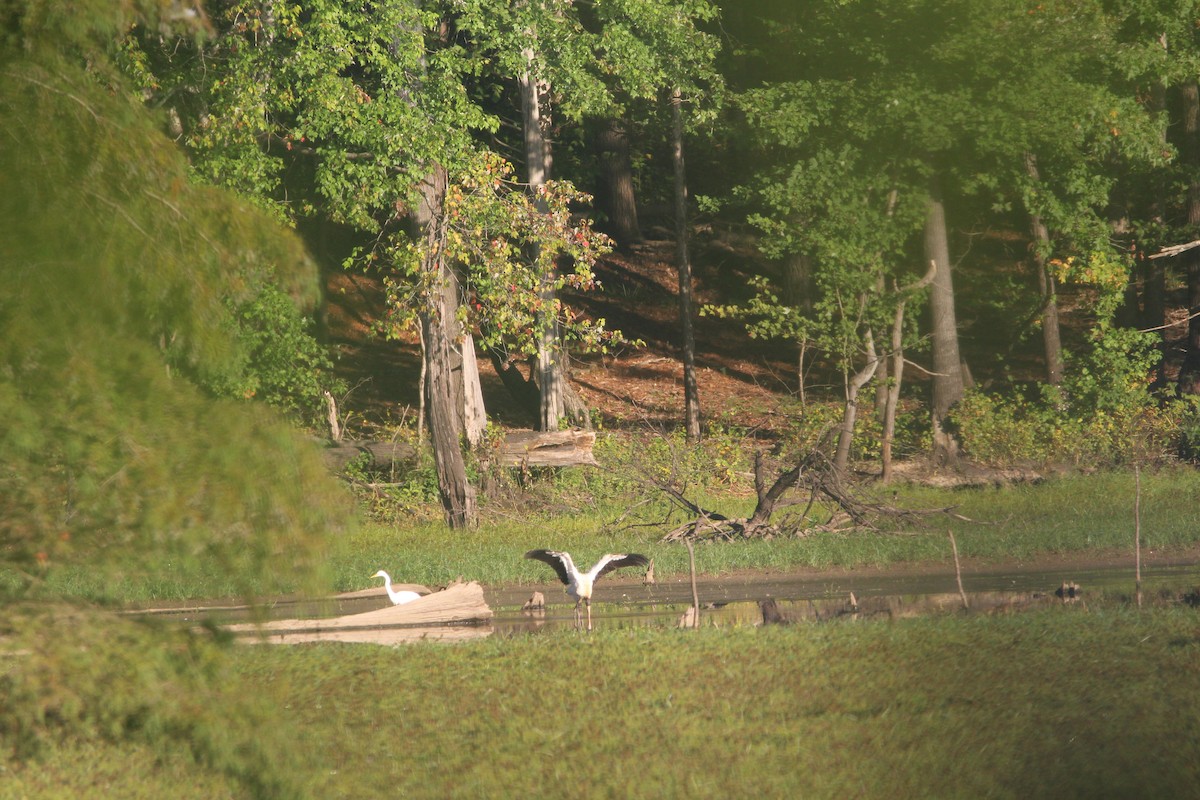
<box><xmin>7</xmin><ymin>5</ymin><xmax>1200</xmax><ymax>797</ymax></box>
<box><xmin>6</xmin><ymin>608</ymin><xmax>1200</xmax><ymax>799</ymax></box>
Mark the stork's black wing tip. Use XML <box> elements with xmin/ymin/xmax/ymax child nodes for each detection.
<box><xmin>525</xmin><ymin>549</ymin><xmax>572</xmax><ymax>584</ymax></box>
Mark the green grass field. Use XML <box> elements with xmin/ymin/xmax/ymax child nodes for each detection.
<box><xmin>6</xmin><ymin>468</ymin><xmax>1200</xmax><ymax>799</ymax></box>
<box><xmin>6</xmin><ymin>609</ymin><xmax>1200</xmax><ymax>799</ymax></box>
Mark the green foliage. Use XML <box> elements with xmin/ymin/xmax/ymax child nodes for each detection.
<box><xmin>341</xmin><ymin>434</ymin><xmax>446</xmax><ymax>527</ymax></box>
<box><xmin>703</xmin><ymin>274</ymin><xmax>814</xmax><ymax>345</ymax></box>
<box><xmin>0</xmin><ymin>49</ymin><xmax>351</xmax><ymax>589</ymax></box>
<box><xmin>727</xmin><ymin>0</ymin><xmax>1168</xmax><ymax>424</ymax></box>
<box><xmin>952</xmin><ymin>245</ymin><xmax>1173</xmax><ymax>467</ymax></box>
<box><xmin>136</xmin><ymin>1</ymin><xmax>645</xmax><ymax>387</ymax></box>
<box><xmin>373</xmin><ymin>153</ymin><xmax>632</xmax><ymax>361</ymax></box>
<box><xmin>207</xmin><ymin>280</ymin><xmax>345</xmax><ymax>428</ymax></box>
<box><xmin>0</xmin><ymin>605</ymin><xmax>310</xmax><ymax>798</ymax></box>
<box><xmin>454</xmin><ymin>0</ymin><xmax>723</xmax><ymax>118</ymax></box>
<box><xmin>1175</xmin><ymin>397</ymin><xmax>1200</xmax><ymax>463</ymax></box>
<box><xmin>952</xmin><ymin>384</ymin><xmax>1184</xmax><ymax>467</ymax></box>
<box><xmin>950</xmin><ymin>243</ymin><xmax>1181</xmax><ymax>467</ymax></box>
<box><xmin>0</xmin><ymin>8</ymin><xmax>354</xmax><ymax>792</ymax></box>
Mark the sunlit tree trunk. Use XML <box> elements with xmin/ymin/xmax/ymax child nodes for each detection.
<box><xmin>519</xmin><ymin>50</ymin><xmax>564</xmax><ymax>431</ymax></box>
<box><xmin>672</xmin><ymin>89</ymin><xmax>701</xmax><ymax>442</ymax></box>
<box><xmin>416</xmin><ymin>167</ymin><xmax>476</xmax><ymax>528</ymax></box>
<box><xmin>880</xmin><ymin>306</ymin><xmax>904</xmax><ymax>483</ymax></box>
<box><xmin>403</xmin><ymin>4</ymin><xmax>476</xmax><ymax>524</ymax></box>
<box><xmin>925</xmin><ymin>176</ymin><xmax>965</xmax><ymax>465</ymax></box>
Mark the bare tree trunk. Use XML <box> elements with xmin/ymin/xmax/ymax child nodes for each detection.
<box><xmin>881</xmin><ymin>260</ymin><xmax>937</xmax><ymax>482</ymax></box>
<box><xmin>834</xmin><ymin>328</ymin><xmax>879</xmax><ymax>474</ymax></box>
<box><xmin>880</xmin><ymin>304</ymin><xmax>904</xmax><ymax>483</ymax></box>
<box><xmin>460</xmin><ymin>337</ymin><xmax>486</xmax><ymax>446</ymax></box>
<box><xmin>520</xmin><ymin>51</ymin><xmax>564</xmax><ymax>431</ymax></box>
<box><xmin>672</xmin><ymin>89</ymin><xmax>702</xmax><ymax>442</ymax></box>
<box><xmin>416</xmin><ymin>166</ymin><xmax>476</xmax><ymax>528</ymax></box>
<box><xmin>595</xmin><ymin>117</ymin><xmax>642</xmax><ymax>248</ymax></box>
<box><xmin>874</xmin><ymin>340</ymin><xmax>889</xmax><ymax>421</ymax></box>
<box><xmin>1023</xmin><ymin>153</ymin><xmax>1064</xmax><ymax>385</ymax></box>
<box><xmin>1178</xmin><ymin>82</ymin><xmax>1200</xmax><ymax>396</ymax></box>
<box><xmin>925</xmin><ymin>176</ymin><xmax>965</xmax><ymax>465</ymax></box>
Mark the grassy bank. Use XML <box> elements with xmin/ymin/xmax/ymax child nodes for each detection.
<box><xmin>7</xmin><ymin>607</ymin><xmax>1200</xmax><ymax>798</ymax></box>
<box><xmin>21</xmin><ymin>467</ymin><xmax>1200</xmax><ymax>604</ymax></box>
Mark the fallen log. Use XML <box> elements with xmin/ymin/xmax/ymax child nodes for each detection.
<box><xmin>319</xmin><ymin>439</ymin><xmax>419</xmax><ymax>473</ymax></box>
<box><xmin>490</xmin><ymin>429</ymin><xmax>598</xmax><ymax>468</ymax></box>
<box><xmin>320</xmin><ymin>429</ymin><xmax>598</xmax><ymax>473</ymax></box>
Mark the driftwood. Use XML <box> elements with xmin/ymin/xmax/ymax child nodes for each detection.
<box><xmin>225</xmin><ymin>580</ymin><xmax>492</xmax><ymax>638</ymax></box>
<box><xmin>320</xmin><ymin>429</ymin><xmax>597</xmax><ymax>474</ymax></box>
<box><xmin>251</xmin><ymin>625</ymin><xmax>494</xmax><ymax>645</ymax></box>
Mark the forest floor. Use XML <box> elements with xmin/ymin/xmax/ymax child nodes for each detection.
<box><xmin>322</xmin><ymin>227</ymin><xmax>804</xmax><ymax>437</ymax></box>
<box><xmin>319</xmin><ymin>219</ymin><xmax>1191</xmax><ymax>487</ymax></box>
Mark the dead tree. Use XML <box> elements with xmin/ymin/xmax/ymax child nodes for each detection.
<box><xmin>657</xmin><ymin>448</ymin><xmax>962</xmax><ymax>542</ymax></box>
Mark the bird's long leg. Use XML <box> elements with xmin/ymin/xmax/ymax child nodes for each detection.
<box><xmin>585</xmin><ymin>598</ymin><xmax>593</xmax><ymax>632</ymax></box>
<box><xmin>574</xmin><ymin>599</ymin><xmax>582</xmax><ymax>630</ymax></box>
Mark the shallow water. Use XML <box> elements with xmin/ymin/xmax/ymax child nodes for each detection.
<box><xmin>134</xmin><ymin>559</ymin><xmax>1200</xmax><ymax>643</ymax></box>
<box><xmin>487</xmin><ymin>559</ymin><xmax>1200</xmax><ymax>635</ymax></box>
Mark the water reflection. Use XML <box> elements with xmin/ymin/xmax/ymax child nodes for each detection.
<box><xmin>131</xmin><ymin>560</ymin><xmax>1199</xmax><ymax>643</ymax></box>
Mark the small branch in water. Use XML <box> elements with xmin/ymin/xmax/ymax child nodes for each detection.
<box><xmin>685</xmin><ymin>539</ymin><xmax>700</xmax><ymax>629</ymax></box>
<box><xmin>949</xmin><ymin>530</ymin><xmax>969</xmax><ymax>610</ymax></box>
<box><xmin>1134</xmin><ymin>465</ymin><xmax>1143</xmax><ymax>609</ymax></box>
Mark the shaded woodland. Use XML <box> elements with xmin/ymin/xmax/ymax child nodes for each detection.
<box><xmin>8</xmin><ymin>0</ymin><xmax>1200</xmax><ymax>532</ymax></box>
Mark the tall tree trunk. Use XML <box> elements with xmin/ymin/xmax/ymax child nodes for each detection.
<box><xmin>780</xmin><ymin>251</ymin><xmax>813</xmax><ymax>309</ymax></box>
<box><xmin>1178</xmin><ymin>82</ymin><xmax>1200</xmax><ymax>396</ymax></box>
<box><xmin>595</xmin><ymin>117</ymin><xmax>642</xmax><ymax>248</ymax></box>
<box><xmin>925</xmin><ymin>175</ymin><xmax>965</xmax><ymax>464</ymax></box>
<box><xmin>416</xmin><ymin>166</ymin><xmax>476</xmax><ymax>528</ymax></box>
<box><xmin>400</xmin><ymin>5</ymin><xmax>476</xmax><ymax>525</ymax></box>
<box><xmin>881</xmin><ymin>260</ymin><xmax>938</xmax><ymax>482</ymax></box>
<box><xmin>1143</xmin><ymin>40</ymin><xmax>1170</xmax><ymax>335</ymax></box>
<box><xmin>1023</xmin><ymin>153</ymin><xmax>1064</xmax><ymax>385</ymax></box>
<box><xmin>781</xmin><ymin>250</ymin><xmax>813</xmax><ymax>404</ymax></box>
<box><xmin>672</xmin><ymin>89</ymin><xmax>702</xmax><ymax>442</ymax></box>
<box><xmin>519</xmin><ymin>51</ymin><xmax>565</xmax><ymax>431</ymax></box>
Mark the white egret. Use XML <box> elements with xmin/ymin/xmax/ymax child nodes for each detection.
<box><xmin>524</xmin><ymin>549</ymin><xmax>649</xmax><ymax>630</ymax></box>
<box><xmin>372</xmin><ymin>570</ymin><xmax>422</xmax><ymax>605</ymax></box>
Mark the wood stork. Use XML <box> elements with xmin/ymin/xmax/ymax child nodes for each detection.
<box><xmin>524</xmin><ymin>549</ymin><xmax>649</xmax><ymax>630</ymax></box>
<box><xmin>372</xmin><ymin>570</ymin><xmax>422</xmax><ymax>605</ymax></box>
